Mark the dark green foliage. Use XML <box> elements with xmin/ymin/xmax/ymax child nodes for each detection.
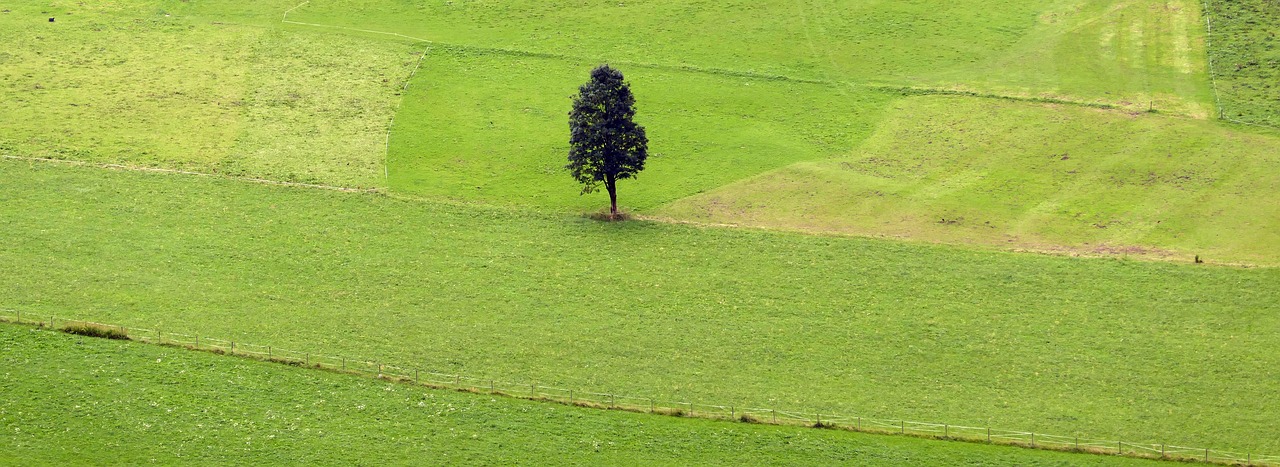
<box><xmin>567</xmin><ymin>65</ymin><xmax>648</xmax><ymax>217</ymax></box>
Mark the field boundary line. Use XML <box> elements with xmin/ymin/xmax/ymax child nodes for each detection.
<box><xmin>0</xmin><ymin>155</ymin><xmax>380</xmax><ymax>194</ymax></box>
<box><xmin>384</xmin><ymin>46</ymin><xmax>432</xmax><ymax>186</ymax></box>
<box><xmin>3</xmin><ymin>310</ymin><xmax>1274</xmax><ymax>466</ymax></box>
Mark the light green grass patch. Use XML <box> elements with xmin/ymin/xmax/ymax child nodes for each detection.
<box><xmin>0</xmin><ymin>2</ymin><xmax>417</xmax><ymax>186</ymax></box>
<box><xmin>3</xmin><ymin>160</ymin><xmax>1278</xmax><ymax>453</ymax></box>
<box><xmin>0</xmin><ymin>324</ymin><xmax>1170</xmax><ymax>466</ymax></box>
<box><xmin>387</xmin><ymin>48</ymin><xmax>895</xmax><ymax>211</ymax></box>
<box><xmin>657</xmin><ymin>95</ymin><xmax>1280</xmax><ymax>265</ymax></box>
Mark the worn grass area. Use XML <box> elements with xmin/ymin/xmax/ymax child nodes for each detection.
<box><xmin>1204</xmin><ymin>0</ymin><xmax>1280</xmax><ymax>127</ymax></box>
<box><xmin>0</xmin><ymin>1</ymin><xmax>417</xmax><ymax>186</ymax></box>
<box><xmin>656</xmin><ymin>96</ymin><xmax>1280</xmax><ymax>265</ymax></box>
<box><xmin>387</xmin><ymin>48</ymin><xmax>895</xmax><ymax>211</ymax></box>
<box><xmin>3</xmin><ymin>161</ymin><xmax>1278</xmax><ymax>454</ymax></box>
<box><xmin>285</xmin><ymin>0</ymin><xmax>1209</xmax><ymax>113</ymax></box>
<box><xmin>0</xmin><ymin>324</ymin><xmax>1172</xmax><ymax>466</ymax></box>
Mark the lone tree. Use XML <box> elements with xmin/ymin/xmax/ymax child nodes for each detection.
<box><xmin>567</xmin><ymin>64</ymin><xmax>648</xmax><ymax>219</ymax></box>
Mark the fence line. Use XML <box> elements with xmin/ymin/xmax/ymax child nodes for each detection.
<box><xmin>1</xmin><ymin>309</ymin><xmax>1274</xmax><ymax>466</ymax></box>
<box><xmin>1201</xmin><ymin>0</ymin><xmax>1280</xmax><ymax>130</ymax></box>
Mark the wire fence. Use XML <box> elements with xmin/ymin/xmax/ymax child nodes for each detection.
<box><xmin>2</xmin><ymin>309</ymin><xmax>1275</xmax><ymax>466</ymax></box>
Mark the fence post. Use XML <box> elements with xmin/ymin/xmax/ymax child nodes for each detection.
<box><xmin>50</xmin><ymin>315</ymin><xmax>54</xmax><ymax>328</ymax></box>
<box><xmin>610</xmin><ymin>394</ymin><xmax>615</xmax><ymax>408</ymax></box>
<box><xmin>987</xmin><ymin>427</ymin><xmax>991</xmax><ymax>443</ymax></box>
<box><xmin>531</xmin><ymin>383</ymin><xmax>536</xmax><ymax>398</ymax></box>
<box><xmin>900</xmin><ymin>420</ymin><xmax>905</xmax><ymax>434</ymax></box>
<box><xmin>816</xmin><ymin>414</ymin><xmax>820</xmax><ymax>426</ymax></box>
<box><xmin>490</xmin><ymin>380</ymin><xmax>494</xmax><ymax>393</ymax></box>
<box><xmin>730</xmin><ymin>406</ymin><xmax>734</xmax><ymax>419</ymax></box>
<box><xmin>415</xmin><ymin>368</ymin><xmax>419</xmax><ymax>383</ymax></box>
<box><xmin>689</xmin><ymin>402</ymin><xmax>693</xmax><ymax>417</ymax></box>
<box><xmin>1031</xmin><ymin>433</ymin><xmax>1035</xmax><ymax>447</ymax></box>
<box><xmin>306</xmin><ymin>353</ymin><xmax>310</xmax><ymax>366</ymax></box>
<box><xmin>772</xmin><ymin>409</ymin><xmax>777</xmax><ymax>424</ymax></box>
<box><xmin>944</xmin><ymin>424</ymin><xmax>949</xmax><ymax>438</ymax></box>
<box><xmin>1161</xmin><ymin>444</ymin><xmax>1165</xmax><ymax>457</ymax></box>
<box><xmin>1074</xmin><ymin>436</ymin><xmax>1078</xmax><ymax>450</ymax></box>
<box><xmin>268</xmin><ymin>346</ymin><xmax>272</xmax><ymax>359</ymax></box>
<box><xmin>156</xmin><ymin>328</ymin><xmax>160</xmax><ymax>343</ymax></box>
<box><xmin>342</xmin><ymin>357</ymin><xmax>345</xmax><ymax>370</ymax></box>
<box><xmin>1204</xmin><ymin>449</ymin><xmax>1209</xmax><ymax>462</ymax></box>
<box><xmin>1118</xmin><ymin>441</ymin><xmax>1122</xmax><ymax>454</ymax></box>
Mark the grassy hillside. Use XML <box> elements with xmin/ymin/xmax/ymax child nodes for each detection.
<box><xmin>656</xmin><ymin>96</ymin><xmax>1280</xmax><ymax>265</ymax></box>
<box><xmin>387</xmin><ymin>48</ymin><xmax>895</xmax><ymax>211</ymax></box>
<box><xmin>1205</xmin><ymin>0</ymin><xmax>1280</xmax><ymax>127</ymax></box>
<box><xmin>0</xmin><ymin>1</ymin><xmax>416</xmax><ymax>186</ymax></box>
<box><xmin>3</xmin><ymin>160</ymin><xmax>1277</xmax><ymax>454</ymax></box>
<box><xmin>285</xmin><ymin>0</ymin><xmax>1210</xmax><ymax>113</ymax></box>
<box><xmin>0</xmin><ymin>324</ymin><xmax>1172</xmax><ymax>466</ymax></box>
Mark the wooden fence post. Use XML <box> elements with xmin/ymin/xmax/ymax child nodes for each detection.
<box><xmin>900</xmin><ymin>420</ymin><xmax>905</xmax><ymax>434</ymax></box>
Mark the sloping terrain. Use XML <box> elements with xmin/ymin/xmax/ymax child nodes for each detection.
<box><xmin>3</xmin><ymin>160</ymin><xmax>1277</xmax><ymax>453</ymax></box>
<box><xmin>0</xmin><ymin>324</ymin><xmax>1169</xmax><ymax>465</ymax></box>
<box><xmin>657</xmin><ymin>96</ymin><xmax>1280</xmax><ymax>264</ymax></box>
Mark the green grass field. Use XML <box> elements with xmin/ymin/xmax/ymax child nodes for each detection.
<box><xmin>1204</xmin><ymin>0</ymin><xmax>1280</xmax><ymax>127</ymax></box>
<box><xmin>3</xmin><ymin>160</ymin><xmax>1277</xmax><ymax>455</ymax></box>
<box><xmin>3</xmin><ymin>0</ymin><xmax>1279</xmax><ymax>463</ymax></box>
<box><xmin>0</xmin><ymin>1</ymin><xmax>417</xmax><ymax>187</ymax></box>
<box><xmin>656</xmin><ymin>96</ymin><xmax>1280</xmax><ymax>265</ymax></box>
<box><xmin>1</xmin><ymin>324</ymin><xmax>1171</xmax><ymax>466</ymax></box>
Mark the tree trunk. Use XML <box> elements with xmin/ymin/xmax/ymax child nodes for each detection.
<box><xmin>606</xmin><ymin>175</ymin><xmax>618</xmax><ymax>219</ymax></box>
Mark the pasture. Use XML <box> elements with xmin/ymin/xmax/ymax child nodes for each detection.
<box><xmin>1</xmin><ymin>0</ymin><xmax>1278</xmax><ymax>463</ymax></box>
<box><xmin>3</xmin><ymin>160</ymin><xmax>1278</xmax><ymax>455</ymax></box>
<box><xmin>0</xmin><ymin>324</ymin><xmax>1170</xmax><ymax>465</ymax></box>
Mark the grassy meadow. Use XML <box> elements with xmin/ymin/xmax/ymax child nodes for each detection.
<box><xmin>387</xmin><ymin>47</ymin><xmax>896</xmax><ymax>211</ymax></box>
<box><xmin>3</xmin><ymin>160</ymin><xmax>1278</xmax><ymax>455</ymax></box>
<box><xmin>0</xmin><ymin>1</ymin><xmax>418</xmax><ymax>186</ymax></box>
<box><xmin>1</xmin><ymin>324</ymin><xmax>1172</xmax><ymax>466</ymax></box>
<box><xmin>285</xmin><ymin>0</ymin><xmax>1211</xmax><ymax>114</ymax></box>
<box><xmin>1204</xmin><ymin>0</ymin><xmax>1280</xmax><ymax>127</ymax></box>
<box><xmin>3</xmin><ymin>0</ymin><xmax>1279</xmax><ymax>463</ymax></box>
<box><xmin>657</xmin><ymin>96</ymin><xmax>1280</xmax><ymax>264</ymax></box>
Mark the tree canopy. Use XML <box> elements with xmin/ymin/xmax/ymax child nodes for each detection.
<box><xmin>567</xmin><ymin>65</ymin><xmax>648</xmax><ymax>218</ymax></box>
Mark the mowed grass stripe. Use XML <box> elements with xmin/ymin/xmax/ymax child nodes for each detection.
<box><xmin>2</xmin><ymin>160</ymin><xmax>1277</xmax><ymax>453</ymax></box>
<box><xmin>0</xmin><ymin>324</ymin><xmax>1173</xmax><ymax>466</ymax></box>
<box><xmin>656</xmin><ymin>96</ymin><xmax>1280</xmax><ymax>265</ymax></box>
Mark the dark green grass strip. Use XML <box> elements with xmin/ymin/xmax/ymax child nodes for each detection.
<box><xmin>1204</xmin><ymin>0</ymin><xmax>1280</xmax><ymax>127</ymax></box>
